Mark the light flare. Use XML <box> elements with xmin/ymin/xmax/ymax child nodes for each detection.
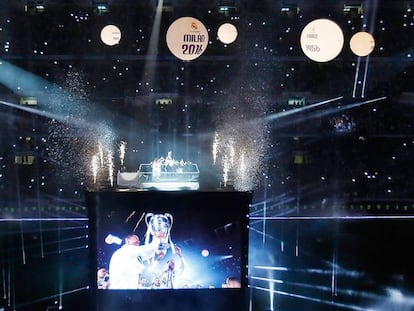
<box><xmin>229</xmin><ymin>139</ymin><xmax>235</xmax><ymax>167</ymax></box>
<box><xmin>98</xmin><ymin>142</ymin><xmax>104</xmax><ymax>167</ymax></box>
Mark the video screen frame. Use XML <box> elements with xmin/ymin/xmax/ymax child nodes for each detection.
<box><xmin>86</xmin><ymin>190</ymin><xmax>251</xmax><ymax>311</ymax></box>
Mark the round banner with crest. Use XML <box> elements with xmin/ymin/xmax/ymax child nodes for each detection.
<box><xmin>166</xmin><ymin>17</ymin><xmax>209</xmax><ymax>61</ymax></box>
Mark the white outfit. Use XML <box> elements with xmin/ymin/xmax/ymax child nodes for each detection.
<box><xmin>160</xmin><ymin>257</ymin><xmax>185</xmax><ymax>289</ymax></box>
<box><xmin>108</xmin><ymin>239</ymin><xmax>159</xmax><ymax>289</ymax></box>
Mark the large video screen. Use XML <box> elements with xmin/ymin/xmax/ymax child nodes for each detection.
<box><xmin>86</xmin><ymin>190</ymin><xmax>251</xmax><ymax>311</ymax></box>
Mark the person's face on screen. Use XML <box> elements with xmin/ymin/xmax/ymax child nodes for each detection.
<box><xmin>97</xmin><ymin>268</ymin><xmax>107</xmax><ymax>278</ymax></box>
<box><xmin>156</xmin><ymin>249</ymin><xmax>167</xmax><ymax>260</ymax></box>
<box><xmin>153</xmin><ymin>277</ymin><xmax>161</xmax><ymax>287</ymax></box>
<box><xmin>125</xmin><ymin>234</ymin><xmax>140</xmax><ymax>246</ymax></box>
<box><xmin>168</xmin><ymin>259</ymin><xmax>175</xmax><ymax>270</ymax></box>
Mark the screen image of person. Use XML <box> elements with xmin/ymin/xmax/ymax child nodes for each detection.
<box><xmin>108</xmin><ymin>234</ymin><xmax>160</xmax><ymax>289</ymax></box>
<box><xmin>159</xmin><ymin>245</ymin><xmax>185</xmax><ymax>289</ymax></box>
<box><xmin>96</xmin><ymin>203</ymin><xmax>246</xmax><ymax>290</ymax></box>
<box><xmin>97</xmin><ymin>268</ymin><xmax>110</xmax><ymax>289</ymax></box>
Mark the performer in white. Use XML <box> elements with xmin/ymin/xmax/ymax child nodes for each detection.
<box><xmin>164</xmin><ymin>151</ymin><xmax>176</xmax><ymax>170</ymax></box>
<box><xmin>160</xmin><ymin>246</ymin><xmax>185</xmax><ymax>289</ymax></box>
<box><xmin>108</xmin><ymin>234</ymin><xmax>160</xmax><ymax>289</ymax></box>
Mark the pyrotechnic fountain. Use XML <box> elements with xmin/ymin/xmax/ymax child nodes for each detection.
<box><xmin>107</xmin><ymin>153</ymin><xmax>114</xmax><ymax>187</ymax></box>
<box><xmin>212</xmin><ymin>132</ymin><xmax>220</xmax><ymax>165</ymax></box>
<box><xmin>211</xmin><ymin>126</ymin><xmax>267</xmax><ymax>191</ymax></box>
<box><xmin>91</xmin><ymin>155</ymin><xmax>98</xmax><ymax>185</ymax></box>
<box><xmin>119</xmin><ymin>141</ymin><xmax>127</xmax><ymax>170</ymax></box>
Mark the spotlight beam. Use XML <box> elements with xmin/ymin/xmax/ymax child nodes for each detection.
<box><xmin>264</xmin><ymin>96</ymin><xmax>343</xmax><ymax>122</ymax></box>
<box><xmin>249</xmin><ymin>285</ymin><xmax>371</xmax><ymax>311</ymax></box>
<box><xmin>250</xmin><ymin>215</ymin><xmax>414</xmax><ymax>220</ymax></box>
<box><xmin>14</xmin><ymin>286</ymin><xmax>89</xmax><ymax>309</ymax></box>
<box><xmin>139</xmin><ymin>0</ymin><xmax>163</xmax><ymax>92</ymax></box>
<box><xmin>0</xmin><ymin>218</ymin><xmax>88</xmax><ymax>222</ymax></box>
<box><xmin>361</xmin><ymin>55</ymin><xmax>370</xmax><ymax>97</ymax></box>
<box><xmin>0</xmin><ymin>60</ymin><xmax>116</xmax><ymax>146</ymax></box>
<box><xmin>266</xmin><ymin>96</ymin><xmax>386</xmax><ymax>131</ymax></box>
<box><xmin>248</xmin><ymin>225</ymin><xmax>279</xmax><ymax>241</ymax></box>
<box><xmin>0</xmin><ymin>100</ymin><xmax>97</xmax><ymax>131</ymax></box>
<box><xmin>352</xmin><ymin>57</ymin><xmax>362</xmax><ymax>98</ymax></box>
<box><xmin>1</xmin><ymin>245</ymin><xmax>89</xmax><ymax>265</ymax></box>
<box><xmin>0</xmin><ymin>60</ymin><xmax>81</xmax><ymax>117</ymax></box>
<box><xmin>249</xmin><ymin>276</ymin><xmax>385</xmax><ymax>301</ymax></box>
<box><xmin>0</xmin><ymin>225</ymin><xmax>88</xmax><ymax>235</ymax></box>
<box><xmin>195</xmin><ymin>97</ymin><xmax>343</xmax><ymax>145</ymax></box>
<box><xmin>250</xmin><ymin>266</ymin><xmax>365</xmax><ymax>279</ymax></box>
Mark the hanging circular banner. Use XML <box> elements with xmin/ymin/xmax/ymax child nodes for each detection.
<box><xmin>100</xmin><ymin>24</ymin><xmax>121</xmax><ymax>46</ymax></box>
<box><xmin>300</xmin><ymin>18</ymin><xmax>344</xmax><ymax>62</ymax></box>
<box><xmin>166</xmin><ymin>17</ymin><xmax>209</xmax><ymax>61</ymax></box>
<box><xmin>217</xmin><ymin>23</ymin><xmax>238</xmax><ymax>44</ymax></box>
<box><xmin>350</xmin><ymin>31</ymin><xmax>375</xmax><ymax>57</ymax></box>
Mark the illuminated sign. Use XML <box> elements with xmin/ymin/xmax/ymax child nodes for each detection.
<box><xmin>19</xmin><ymin>97</ymin><xmax>37</xmax><ymax>105</ymax></box>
